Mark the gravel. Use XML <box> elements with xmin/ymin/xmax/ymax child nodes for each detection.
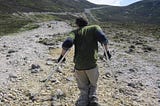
<box><xmin>0</xmin><ymin>20</ymin><xmax>159</xmax><ymax>106</ymax></box>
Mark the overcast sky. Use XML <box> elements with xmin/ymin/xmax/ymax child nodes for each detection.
<box><xmin>87</xmin><ymin>0</ymin><xmax>142</xmax><ymax>6</ymax></box>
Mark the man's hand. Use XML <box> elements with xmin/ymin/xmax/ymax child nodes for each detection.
<box><xmin>57</xmin><ymin>55</ymin><xmax>66</xmax><ymax>62</ymax></box>
<box><xmin>107</xmin><ymin>51</ymin><xmax>111</xmax><ymax>60</ymax></box>
<box><xmin>104</xmin><ymin>51</ymin><xmax>111</xmax><ymax>60</ymax></box>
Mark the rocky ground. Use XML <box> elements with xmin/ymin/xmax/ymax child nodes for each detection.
<box><xmin>0</xmin><ymin>20</ymin><xmax>160</xmax><ymax>106</ymax></box>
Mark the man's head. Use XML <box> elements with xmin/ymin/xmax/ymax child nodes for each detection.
<box><xmin>76</xmin><ymin>17</ymin><xmax>88</xmax><ymax>27</ymax></box>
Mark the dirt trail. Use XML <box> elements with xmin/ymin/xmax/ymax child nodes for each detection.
<box><xmin>0</xmin><ymin>21</ymin><xmax>72</xmax><ymax>87</ymax></box>
<box><xmin>0</xmin><ymin>20</ymin><xmax>160</xmax><ymax>106</ymax></box>
<box><xmin>85</xmin><ymin>6</ymin><xmax>108</xmax><ymax>22</ymax></box>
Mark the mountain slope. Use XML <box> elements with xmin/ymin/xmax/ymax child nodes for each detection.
<box><xmin>0</xmin><ymin>0</ymin><xmax>96</xmax><ymax>13</ymax></box>
<box><xmin>92</xmin><ymin>0</ymin><xmax>160</xmax><ymax>24</ymax></box>
<box><xmin>0</xmin><ymin>0</ymin><xmax>97</xmax><ymax>36</ymax></box>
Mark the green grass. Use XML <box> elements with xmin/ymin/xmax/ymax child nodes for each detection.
<box><xmin>0</xmin><ymin>0</ymin><xmax>95</xmax><ymax>36</ymax></box>
<box><xmin>99</xmin><ymin>22</ymin><xmax>160</xmax><ymax>39</ymax></box>
<box><xmin>20</xmin><ymin>23</ymin><xmax>39</xmax><ymax>31</ymax></box>
<box><xmin>0</xmin><ymin>13</ymin><xmax>78</xmax><ymax>36</ymax></box>
<box><xmin>90</xmin><ymin>0</ymin><xmax>160</xmax><ymax>25</ymax></box>
<box><xmin>0</xmin><ymin>14</ymin><xmax>34</xmax><ymax>36</ymax></box>
<box><xmin>0</xmin><ymin>0</ymin><xmax>96</xmax><ymax>14</ymax></box>
<box><xmin>29</xmin><ymin>14</ymin><xmax>76</xmax><ymax>22</ymax></box>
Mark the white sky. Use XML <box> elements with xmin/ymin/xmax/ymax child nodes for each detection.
<box><xmin>87</xmin><ymin>0</ymin><xmax>142</xmax><ymax>6</ymax></box>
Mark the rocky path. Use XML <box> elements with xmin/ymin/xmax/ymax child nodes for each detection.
<box><xmin>0</xmin><ymin>21</ymin><xmax>72</xmax><ymax>87</ymax></box>
<box><xmin>84</xmin><ymin>6</ymin><xmax>108</xmax><ymax>22</ymax></box>
<box><xmin>0</xmin><ymin>20</ymin><xmax>160</xmax><ymax>106</ymax></box>
<box><xmin>103</xmin><ymin>29</ymin><xmax>160</xmax><ymax>106</ymax></box>
<box><xmin>0</xmin><ymin>21</ymin><xmax>73</xmax><ymax>105</ymax></box>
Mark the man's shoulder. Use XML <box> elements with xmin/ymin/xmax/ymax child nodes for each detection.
<box><xmin>71</xmin><ymin>29</ymin><xmax>78</xmax><ymax>32</ymax></box>
<box><xmin>69</xmin><ymin>29</ymin><xmax>78</xmax><ymax>34</ymax></box>
<box><xmin>85</xmin><ymin>25</ymin><xmax>101</xmax><ymax>30</ymax></box>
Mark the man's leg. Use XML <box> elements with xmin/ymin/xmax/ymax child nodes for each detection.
<box><xmin>75</xmin><ymin>70</ymin><xmax>90</xmax><ymax>106</ymax></box>
<box><xmin>86</xmin><ymin>67</ymin><xmax>100</xmax><ymax>106</ymax></box>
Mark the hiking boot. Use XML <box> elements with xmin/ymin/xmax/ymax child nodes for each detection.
<box><xmin>88</xmin><ymin>102</ymin><xmax>100</xmax><ymax>106</ymax></box>
<box><xmin>88</xmin><ymin>96</ymin><xmax>100</xmax><ymax>106</ymax></box>
<box><xmin>75</xmin><ymin>101</ymin><xmax>89</xmax><ymax>106</ymax></box>
<box><xmin>75</xmin><ymin>95</ymin><xmax>89</xmax><ymax>106</ymax></box>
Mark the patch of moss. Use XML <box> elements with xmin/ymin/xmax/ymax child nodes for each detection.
<box><xmin>0</xmin><ymin>14</ymin><xmax>32</xmax><ymax>36</ymax></box>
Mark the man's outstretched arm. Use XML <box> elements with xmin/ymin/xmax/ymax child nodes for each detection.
<box><xmin>96</xmin><ymin>26</ymin><xmax>111</xmax><ymax>59</ymax></box>
<box><xmin>58</xmin><ymin>36</ymin><xmax>74</xmax><ymax>62</ymax></box>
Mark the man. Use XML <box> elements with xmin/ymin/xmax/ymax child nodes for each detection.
<box><xmin>58</xmin><ymin>17</ymin><xmax>111</xmax><ymax>106</ymax></box>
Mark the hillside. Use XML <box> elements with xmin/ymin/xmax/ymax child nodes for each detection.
<box><xmin>0</xmin><ymin>0</ymin><xmax>97</xmax><ymax>36</ymax></box>
<box><xmin>91</xmin><ymin>0</ymin><xmax>160</xmax><ymax>25</ymax></box>
<box><xmin>0</xmin><ymin>0</ymin><xmax>96</xmax><ymax>13</ymax></box>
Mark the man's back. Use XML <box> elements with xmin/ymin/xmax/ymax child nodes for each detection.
<box><xmin>58</xmin><ymin>17</ymin><xmax>110</xmax><ymax>106</ymax></box>
<box><xmin>73</xmin><ymin>25</ymin><xmax>102</xmax><ymax>70</ymax></box>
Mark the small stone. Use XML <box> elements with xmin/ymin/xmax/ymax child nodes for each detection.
<box><xmin>129</xmin><ymin>48</ymin><xmax>134</xmax><ymax>52</ymax></box>
<box><xmin>30</xmin><ymin>64</ymin><xmax>43</xmax><ymax>73</ymax></box>
<box><xmin>24</xmin><ymin>90</ymin><xmax>31</xmax><ymax>97</ymax></box>
<box><xmin>6</xmin><ymin>54</ymin><xmax>11</xmax><ymax>57</ymax></box>
<box><xmin>66</xmin><ymin>77</ymin><xmax>74</xmax><ymax>81</ymax></box>
<box><xmin>116</xmin><ymin>71</ymin><xmax>123</xmax><ymax>75</ymax></box>
<box><xmin>56</xmin><ymin>66</ymin><xmax>62</xmax><ymax>73</ymax></box>
<box><xmin>128</xmin><ymin>83</ymin><xmax>136</xmax><ymax>88</ymax></box>
<box><xmin>105</xmin><ymin>72</ymin><xmax>111</xmax><ymax>78</ymax></box>
<box><xmin>3</xmin><ymin>45</ymin><xmax>6</xmax><ymax>48</ymax></box>
<box><xmin>142</xmin><ymin>45</ymin><xmax>156</xmax><ymax>52</ymax></box>
<box><xmin>118</xmin><ymin>88</ymin><xmax>124</xmax><ymax>93</ymax></box>
<box><xmin>157</xmin><ymin>80</ymin><xmax>160</xmax><ymax>88</ymax></box>
<box><xmin>49</xmin><ymin>46</ymin><xmax>57</xmax><ymax>50</ymax></box>
<box><xmin>138</xmin><ymin>82</ymin><xmax>143</xmax><ymax>87</ymax></box>
<box><xmin>46</xmin><ymin>86</ymin><xmax>52</xmax><ymax>90</ymax></box>
<box><xmin>55</xmin><ymin>89</ymin><xmax>66</xmax><ymax>99</ymax></box>
<box><xmin>98</xmin><ymin>54</ymin><xmax>104</xmax><ymax>60</ymax></box>
<box><xmin>112</xmin><ymin>94</ymin><xmax>119</xmax><ymax>99</ymax></box>
<box><xmin>39</xmin><ymin>79</ymin><xmax>47</xmax><ymax>82</ymax></box>
<box><xmin>130</xmin><ymin>45</ymin><xmax>135</xmax><ymax>49</ymax></box>
<box><xmin>31</xmin><ymin>69</ymin><xmax>41</xmax><ymax>73</ymax></box>
<box><xmin>50</xmin><ymin>79</ymin><xmax>60</xmax><ymax>84</ymax></box>
<box><xmin>35</xmin><ymin>34</ymin><xmax>40</xmax><ymax>38</ymax></box>
<box><xmin>10</xmin><ymin>92</ymin><xmax>17</xmax><ymax>97</ymax></box>
<box><xmin>8</xmin><ymin>94</ymin><xmax>16</xmax><ymax>100</ymax></box>
<box><xmin>9</xmin><ymin>73</ymin><xmax>18</xmax><ymax>79</ymax></box>
<box><xmin>23</xmin><ymin>57</ymin><xmax>28</xmax><ymax>60</ymax></box>
<box><xmin>31</xmin><ymin>64</ymin><xmax>40</xmax><ymax>69</ymax></box>
<box><xmin>51</xmin><ymin>101</ymin><xmax>61</xmax><ymax>106</ymax></box>
<box><xmin>52</xmin><ymin>96</ymin><xmax>57</xmax><ymax>101</ymax></box>
<box><xmin>46</xmin><ymin>61</ymin><xmax>54</xmax><ymax>66</ymax></box>
<box><xmin>129</xmin><ymin>68</ymin><xmax>136</xmax><ymax>72</ymax></box>
<box><xmin>1</xmin><ymin>99</ymin><xmax>4</xmax><ymax>102</ymax></box>
<box><xmin>38</xmin><ymin>38</ymin><xmax>55</xmax><ymax>45</ymax></box>
<box><xmin>9</xmin><ymin>78</ymin><xmax>17</xmax><ymax>82</ymax></box>
<box><xmin>0</xmin><ymin>101</ymin><xmax>3</xmax><ymax>105</ymax></box>
<box><xmin>8</xmin><ymin>49</ymin><xmax>17</xmax><ymax>54</ymax></box>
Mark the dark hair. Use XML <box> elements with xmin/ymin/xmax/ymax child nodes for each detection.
<box><xmin>76</xmin><ymin>17</ymin><xmax>88</xmax><ymax>27</ymax></box>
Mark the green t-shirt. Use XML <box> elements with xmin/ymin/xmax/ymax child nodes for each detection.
<box><xmin>67</xmin><ymin>25</ymin><xmax>107</xmax><ymax>70</ymax></box>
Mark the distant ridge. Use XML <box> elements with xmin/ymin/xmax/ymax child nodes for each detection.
<box><xmin>92</xmin><ymin>0</ymin><xmax>160</xmax><ymax>24</ymax></box>
<box><xmin>0</xmin><ymin>0</ymin><xmax>96</xmax><ymax>13</ymax></box>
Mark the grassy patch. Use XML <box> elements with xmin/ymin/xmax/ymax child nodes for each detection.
<box><xmin>0</xmin><ymin>14</ymin><xmax>33</xmax><ymax>36</ymax></box>
<box><xmin>38</xmin><ymin>35</ymin><xmax>66</xmax><ymax>45</ymax></box>
<box><xmin>29</xmin><ymin>14</ymin><xmax>76</xmax><ymax>22</ymax></box>
<box><xmin>29</xmin><ymin>14</ymin><xmax>59</xmax><ymax>22</ymax></box>
<box><xmin>91</xmin><ymin>2</ymin><xmax>160</xmax><ymax>25</ymax></box>
<box><xmin>119</xmin><ymin>23</ymin><xmax>160</xmax><ymax>39</ymax></box>
<box><xmin>20</xmin><ymin>23</ymin><xmax>39</xmax><ymax>31</ymax></box>
<box><xmin>0</xmin><ymin>13</ymin><xmax>77</xmax><ymax>36</ymax></box>
<box><xmin>99</xmin><ymin>22</ymin><xmax>160</xmax><ymax>39</ymax></box>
